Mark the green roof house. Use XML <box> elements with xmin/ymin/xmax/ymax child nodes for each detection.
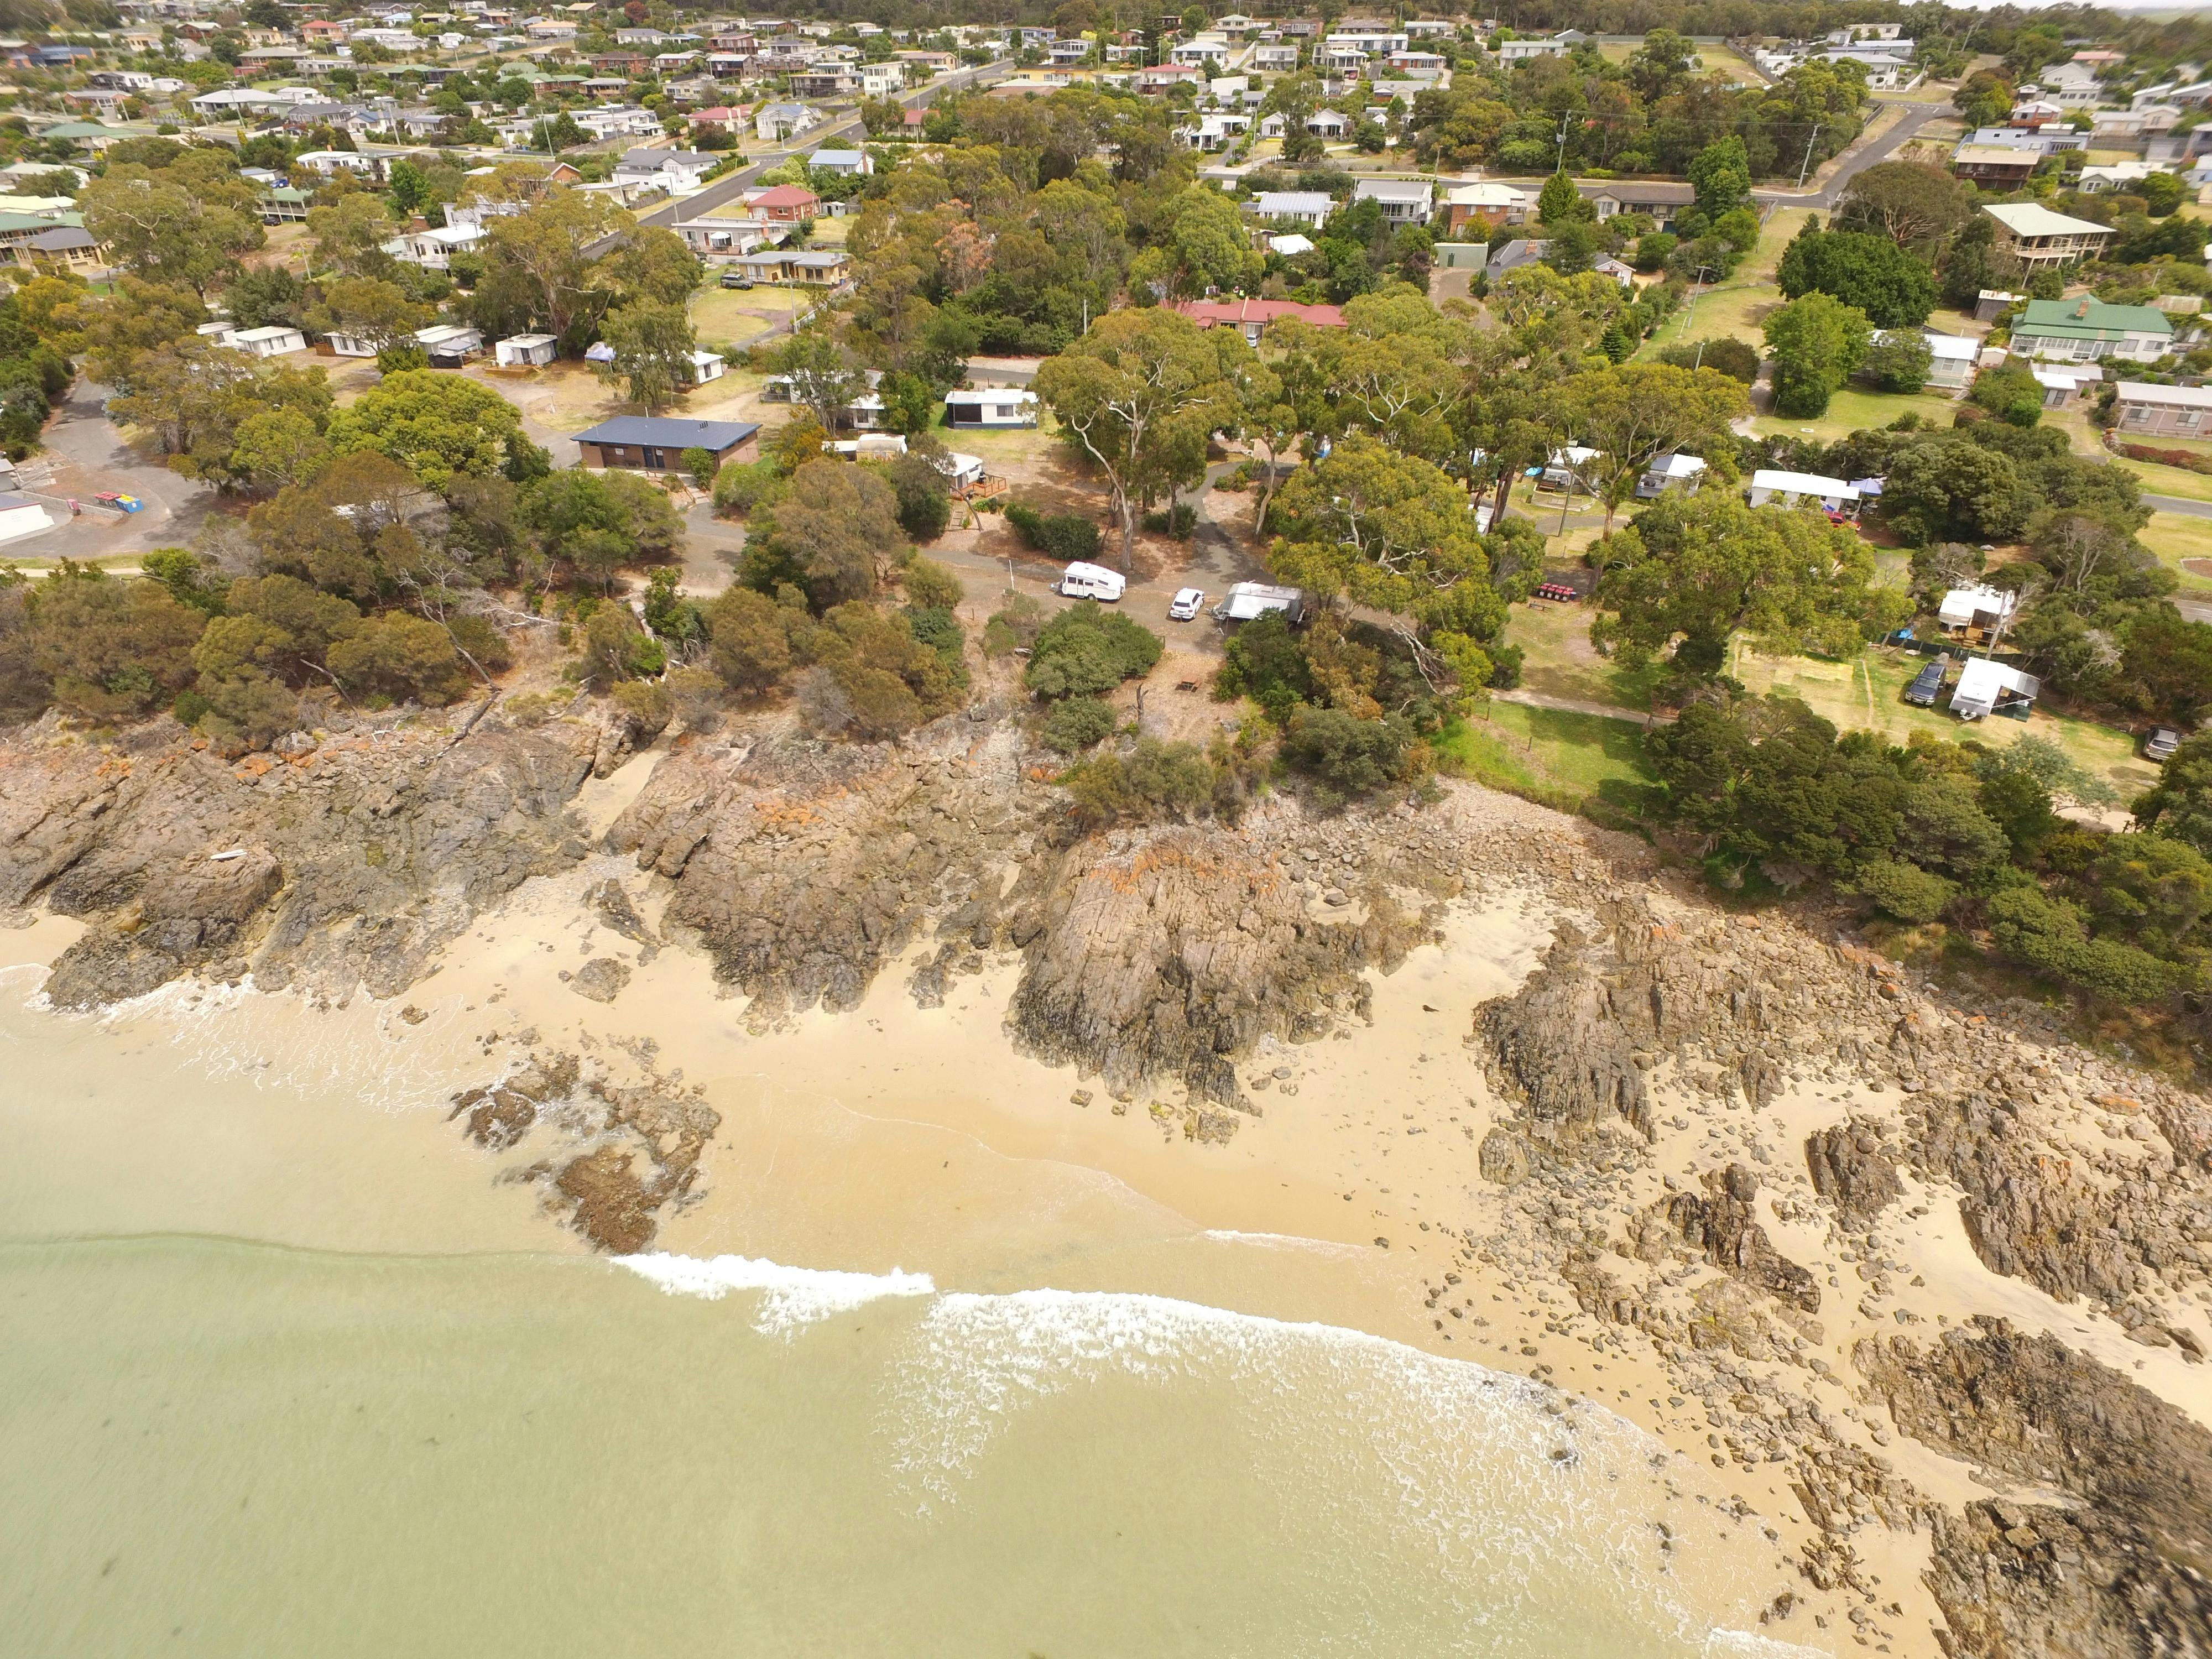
<box><xmin>2011</xmin><ymin>296</ymin><xmax>2174</xmax><ymax>365</ymax></box>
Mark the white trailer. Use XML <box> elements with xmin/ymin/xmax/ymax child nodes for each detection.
<box><xmin>1056</xmin><ymin>561</ymin><xmax>1126</xmax><ymax>602</ymax></box>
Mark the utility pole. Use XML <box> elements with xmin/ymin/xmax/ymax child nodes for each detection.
<box><xmin>1553</xmin><ymin>109</ymin><xmax>1571</xmax><ymax>173</ymax></box>
<box><xmin>1796</xmin><ymin>122</ymin><xmax>1823</xmax><ymax>189</ymax></box>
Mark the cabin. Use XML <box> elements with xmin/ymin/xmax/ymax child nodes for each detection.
<box><xmin>690</xmin><ymin>348</ymin><xmax>727</xmax><ymax>385</ymax></box>
<box><xmin>945</xmin><ymin>387</ymin><xmax>1040</xmax><ymax>428</ymax></box>
<box><xmin>414</xmin><ymin>324</ymin><xmax>483</xmax><ymax>365</ymax></box>
<box><xmin>494</xmin><ymin>333</ymin><xmax>558</xmax><ymax>367</ymax></box>
<box><xmin>1540</xmin><ymin>445</ymin><xmax>1600</xmax><ymax>492</ymax></box>
<box><xmin>1747</xmin><ymin>469</ymin><xmax>1859</xmax><ymax>516</ymax></box>
<box><xmin>573</xmin><ymin>416</ymin><xmax>761</xmax><ymax>472</ymax></box>
<box><xmin>1923</xmin><ymin>332</ymin><xmax>1980</xmax><ymax>389</ymax></box>
<box><xmin>2114</xmin><ymin>380</ymin><xmax>2212</xmax><ymax>437</ymax></box>
<box><xmin>224</xmin><ymin>325</ymin><xmax>306</xmax><ymax>358</ymax></box>
<box><xmin>1937</xmin><ymin>584</ymin><xmax>2017</xmax><ymax>644</ymax></box>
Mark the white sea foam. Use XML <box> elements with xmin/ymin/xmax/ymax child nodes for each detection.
<box><xmin>612</xmin><ymin>1251</ymin><xmax>936</xmax><ymax>1336</ymax></box>
<box><xmin>1199</xmin><ymin>1228</ymin><xmax>1365</xmax><ymax>1255</ymax></box>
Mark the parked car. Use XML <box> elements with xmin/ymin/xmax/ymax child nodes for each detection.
<box><xmin>1904</xmin><ymin>658</ymin><xmax>1947</xmax><ymax>708</ymax></box>
<box><xmin>2147</xmin><ymin>726</ymin><xmax>2184</xmax><ymax>761</ymax></box>
<box><xmin>1167</xmin><ymin>587</ymin><xmax>1204</xmax><ymax>621</ymax></box>
<box><xmin>719</xmin><ymin>270</ymin><xmax>754</xmax><ymax>289</ymax></box>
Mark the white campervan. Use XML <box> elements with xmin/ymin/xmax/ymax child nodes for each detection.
<box><xmin>1057</xmin><ymin>561</ymin><xmax>1126</xmax><ymax>602</ymax></box>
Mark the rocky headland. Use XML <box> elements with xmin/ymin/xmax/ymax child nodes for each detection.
<box><xmin>7</xmin><ymin>695</ymin><xmax>2212</xmax><ymax>1658</ymax></box>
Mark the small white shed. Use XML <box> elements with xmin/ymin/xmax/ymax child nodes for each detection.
<box><xmin>1636</xmin><ymin>452</ymin><xmax>1707</xmax><ymax>498</ymax></box>
<box><xmin>690</xmin><ymin>348</ymin><xmax>727</xmax><ymax>385</ymax></box>
<box><xmin>495</xmin><ymin>333</ymin><xmax>558</xmax><ymax>367</ymax></box>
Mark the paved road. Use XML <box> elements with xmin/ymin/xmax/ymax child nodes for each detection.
<box><xmin>3</xmin><ymin>379</ymin><xmax>216</xmax><ymax>562</ymax></box>
<box><xmin>635</xmin><ymin>61</ymin><xmax>1007</xmax><ymax>233</ymax></box>
<box><xmin>2147</xmin><ymin>493</ymin><xmax>2212</xmax><ymax>519</ymax></box>
<box><xmin>1752</xmin><ymin>98</ymin><xmax>1951</xmax><ymax>208</ymax></box>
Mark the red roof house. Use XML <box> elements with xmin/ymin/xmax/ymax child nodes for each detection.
<box><xmin>748</xmin><ymin>183</ymin><xmax>820</xmax><ymax>222</ymax></box>
<box><xmin>1171</xmin><ymin>297</ymin><xmax>1345</xmax><ymax>343</ymax></box>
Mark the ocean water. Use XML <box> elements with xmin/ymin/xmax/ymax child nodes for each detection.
<box><xmin>0</xmin><ymin>966</ymin><xmax>1817</xmax><ymax>1659</ymax></box>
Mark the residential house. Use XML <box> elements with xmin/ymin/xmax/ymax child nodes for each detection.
<box><xmin>1494</xmin><ymin>33</ymin><xmax>1573</xmax><ymax>63</ymax></box>
<box><xmin>1386</xmin><ymin>50</ymin><xmax>1448</xmax><ymax>76</ymax></box>
<box><xmin>18</xmin><ymin>225</ymin><xmax>102</xmax><ymax>274</ymax></box>
<box><xmin>1327</xmin><ymin>24</ymin><xmax>1408</xmax><ymax>55</ymax></box>
<box><xmin>1579</xmin><ymin>179</ymin><xmax>1695</xmax><ymax>231</ymax></box>
<box><xmin>807</xmin><ymin>147</ymin><xmax>871</xmax><ymax>175</ymax></box>
<box><xmin>2011</xmin><ymin>296</ymin><xmax>2173</xmax><ymax>363</ymax></box>
<box><xmin>1983</xmin><ymin>202</ymin><xmax>2114</xmax><ymax>269</ymax></box>
<box><xmin>2078</xmin><ymin>161</ymin><xmax>2172</xmax><ymax>192</ymax></box>
<box><xmin>1540</xmin><ymin>445</ymin><xmax>1601</xmax><ymax>491</ymax></box>
<box><xmin>414</xmin><ymin>323</ymin><xmax>483</xmax><ymax>364</ymax></box>
<box><xmin>1966</xmin><ymin>124</ymin><xmax>2086</xmax><ymax>153</ymax></box>
<box><xmin>1171</xmin><ymin>32</ymin><xmax>1233</xmax><ymax>66</ymax></box>
<box><xmin>613</xmin><ymin>148</ymin><xmax>717</xmax><ymax>194</ymax></box>
<box><xmin>1747</xmin><ymin>469</ymin><xmax>1860</xmax><ymax>515</ymax></box>
<box><xmin>2114</xmin><ymin>381</ymin><xmax>2212</xmax><ymax>437</ymax></box>
<box><xmin>790</xmin><ymin>64</ymin><xmax>858</xmax><ymax>97</ymax></box>
<box><xmin>754</xmin><ymin>102</ymin><xmax>819</xmax><ymax>142</ymax></box>
<box><xmin>2032</xmin><ymin>368</ymin><xmax>2086</xmax><ymax>409</ymax></box>
<box><xmin>1485</xmin><ymin>237</ymin><xmax>1547</xmax><ymax>278</ymax></box>
<box><xmin>382</xmin><ymin>223</ymin><xmax>486</xmax><ymax>270</ymax></box>
<box><xmin>1249</xmin><ymin>190</ymin><xmax>1333</xmax><ymax>227</ymax></box>
<box><xmin>1350</xmin><ymin>178</ymin><xmax>1432</xmax><ymax>223</ymax></box>
<box><xmin>1251</xmin><ymin>43</ymin><xmax>1300</xmax><ymax>70</ymax></box>
<box><xmin>1950</xmin><ymin>145</ymin><xmax>2039</xmax><ymax>187</ymax></box>
<box><xmin>945</xmin><ymin>387</ymin><xmax>1040</xmax><ymax>427</ymax></box>
<box><xmin>572</xmin><ymin>106</ymin><xmax>665</xmax><ymax>141</ymax></box>
<box><xmin>1177</xmin><ymin>113</ymin><xmax>1250</xmax><ymax>150</ymax></box>
<box><xmin>573</xmin><ymin>416</ymin><xmax>761</xmax><ymax>472</ymax></box>
<box><xmin>747</xmin><ymin>183</ymin><xmax>818</xmax><ymax>222</ymax></box>
<box><xmin>1919</xmin><ymin>332</ymin><xmax>1980</xmax><ymax>389</ymax></box>
<box><xmin>2028</xmin><ymin>60</ymin><xmax>2102</xmax><ymax>107</ymax></box>
<box><xmin>691</xmin><ymin>106</ymin><xmax>748</xmax><ymax>133</ymax></box>
<box><xmin>671</xmin><ymin>215</ymin><xmax>768</xmax><ymax>256</ymax></box>
<box><xmin>1442</xmin><ymin>181</ymin><xmax>1527</xmax><ymax>233</ymax></box>
<box><xmin>1171</xmin><ymin>296</ymin><xmax>1346</xmax><ymax>343</ymax></box>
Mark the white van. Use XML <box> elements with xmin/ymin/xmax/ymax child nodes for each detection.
<box><xmin>1057</xmin><ymin>561</ymin><xmax>1126</xmax><ymax>602</ymax></box>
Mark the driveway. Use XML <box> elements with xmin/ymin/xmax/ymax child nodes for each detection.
<box><xmin>2147</xmin><ymin>493</ymin><xmax>2212</xmax><ymax>519</ymax></box>
<box><xmin>1752</xmin><ymin>99</ymin><xmax>1951</xmax><ymax>208</ymax></box>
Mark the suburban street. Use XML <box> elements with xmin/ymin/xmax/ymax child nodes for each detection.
<box><xmin>634</xmin><ymin>60</ymin><xmax>1007</xmax><ymax>233</ymax></box>
<box><xmin>1752</xmin><ymin>97</ymin><xmax>1952</xmax><ymax>208</ymax></box>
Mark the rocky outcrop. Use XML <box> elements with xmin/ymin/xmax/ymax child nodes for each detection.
<box><xmin>1665</xmin><ymin>1164</ymin><xmax>1822</xmax><ymax>1313</ymax></box>
<box><xmin>4</xmin><ymin>704</ymin><xmax>600</xmax><ymax>1006</ymax></box>
<box><xmin>1477</xmin><ymin>926</ymin><xmax>1650</xmax><ymax>1142</ymax></box>
<box><xmin>1004</xmin><ymin>826</ymin><xmax>1432</xmax><ymax>1104</ymax></box>
<box><xmin>1805</xmin><ymin>1120</ymin><xmax>1903</xmax><ymax>1225</ymax></box>
<box><xmin>1859</xmin><ymin>1319</ymin><xmax>2212</xmax><ymax>1658</ymax></box>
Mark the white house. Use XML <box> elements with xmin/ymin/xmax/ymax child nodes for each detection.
<box><xmin>754</xmin><ymin>102</ymin><xmax>819</xmax><ymax>143</ymax></box>
<box><xmin>295</xmin><ymin>148</ymin><xmax>382</xmax><ymax>178</ymax></box>
<box><xmin>933</xmin><ymin>450</ymin><xmax>987</xmax><ymax>490</ymax></box>
<box><xmin>1922</xmin><ymin>332</ymin><xmax>1980</xmax><ymax>389</ymax></box>
<box><xmin>807</xmin><ymin>147</ymin><xmax>871</xmax><ymax>176</ymax></box>
<box><xmin>571</xmin><ymin>105</ymin><xmax>665</xmax><ymax>141</ymax></box>
<box><xmin>1250</xmin><ymin>190</ymin><xmax>1332</xmax><ymax>227</ymax></box>
<box><xmin>1351</xmin><ymin>178</ymin><xmax>1432</xmax><ymax>223</ymax></box>
<box><xmin>613</xmin><ymin>148</ymin><xmax>716</xmax><ymax>194</ymax></box>
<box><xmin>382</xmin><ymin>223</ymin><xmax>485</xmax><ymax>270</ymax></box>
<box><xmin>1747</xmin><ymin>469</ymin><xmax>1859</xmax><ymax>515</ymax></box>
<box><xmin>945</xmin><ymin>387</ymin><xmax>1040</xmax><ymax>427</ymax></box>
<box><xmin>223</xmin><ymin>324</ymin><xmax>306</xmax><ymax>357</ymax></box>
<box><xmin>1495</xmin><ymin>33</ymin><xmax>1573</xmax><ymax>63</ymax></box>
<box><xmin>494</xmin><ymin>332</ymin><xmax>557</xmax><ymax>366</ymax></box>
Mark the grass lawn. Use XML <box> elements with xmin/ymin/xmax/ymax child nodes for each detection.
<box><xmin>1730</xmin><ymin>641</ymin><xmax>2162</xmax><ymax>800</ymax></box>
<box><xmin>1750</xmin><ymin>386</ymin><xmax>1962</xmax><ymax>444</ymax></box>
<box><xmin>1636</xmin><ymin>206</ymin><xmax>1813</xmax><ymax>361</ymax></box>
<box><xmin>1438</xmin><ymin>698</ymin><xmax>1659</xmax><ymax>815</ymax></box>
<box><xmin>2117</xmin><ymin>456</ymin><xmax>2212</xmax><ymax>504</ymax></box>
<box><xmin>690</xmin><ymin>284</ymin><xmax>802</xmax><ymax>351</ymax></box>
<box><xmin>2142</xmin><ymin>511</ymin><xmax>2212</xmax><ymax>598</ymax></box>
<box><xmin>1504</xmin><ymin>595</ymin><xmax>1655</xmax><ymax>709</ymax></box>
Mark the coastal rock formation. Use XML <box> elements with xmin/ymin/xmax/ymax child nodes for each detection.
<box><xmin>1859</xmin><ymin>1319</ymin><xmax>2212</xmax><ymax>1658</ymax></box>
<box><xmin>1665</xmin><ymin>1164</ymin><xmax>1822</xmax><ymax>1314</ymax></box>
<box><xmin>1804</xmin><ymin>1121</ymin><xmax>1903</xmax><ymax>1225</ymax></box>
<box><xmin>3</xmin><ymin>705</ymin><xmax>598</xmax><ymax>1006</ymax></box>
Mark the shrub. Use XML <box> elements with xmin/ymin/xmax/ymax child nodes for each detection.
<box><xmin>1141</xmin><ymin>502</ymin><xmax>1197</xmax><ymax>539</ymax></box>
<box><xmin>903</xmin><ymin>555</ymin><xmax>964</xmax><ymax>611</ymax></box>
<box><xmin>1986</xmin><ymin>883</ymin><xmax>2191</xmax><ymax>1003</ymax></box>
<box><xmin>326</xmin><ymin>612</ymin><xmax>472</xmax><ymax>706</ymax></box>
<box><xmin>1281</xmin><ymin>706</ymin><xmax>1415</xmax><ymax>805</ymax></box>
<box><xmin>1213</xmin><ymin>609</ymin><xmax>1312</xmax><ymax>719</ymax></box>
<box><xmin>1042</xmin><ymin>695</ymin><xmax>1116</xmax><ymax>753</ymax></box>
<box><xmin>712</xmin><ymin>458</ymin><xmax>784</xmax><ymax>517</ymax></box>
<box><xmin>904</xmin><ymin>603</ymin><xmax>968</xmax><ymax>682</ymax></box>
<box><xmin>886</xmin><ymin>452</ymin><xmax>951</xmax><ymax>541</ymax></box>
<box><xmin>1062</xmin><ymin>737</ymin><xmax>1214</xmax><ymax>823</ymax></box>
<box><xmin>703</xmin><ymin>585</ymin><xmax>806</xmax><ymax>695</ymax></box>
<box><xmin>1850</xmin><ymin>855</ymin><xmax>1955</xmax><ymax>924</ymax></box>
<box><xmin>1005</xmin><ymin>502</ymin><xmax>1103</xmax><ymax>563</ymax></box>
<box><xmin>611</xmin><ymin>675</ymin><xmax>672</xmax><ymax>739</ymax></box>
<box><xmin>1025</xmin><ymin>601</ymin><xmax>1162</xmax><ymax>699</ymax></box>
<box><xmin>1658</xmin><ymin>336</ymin><xmax>1760</xmax><ymax>384</ymax></box>
<box><xmin>983</xmin><ymin>592</ymin><xmax>1044</xmax><ymax>656</ymax></box>
<box><xmin>681</xmin><ymin>446</ymin><xmax>718</xmax><ymax>490</ymax></box>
